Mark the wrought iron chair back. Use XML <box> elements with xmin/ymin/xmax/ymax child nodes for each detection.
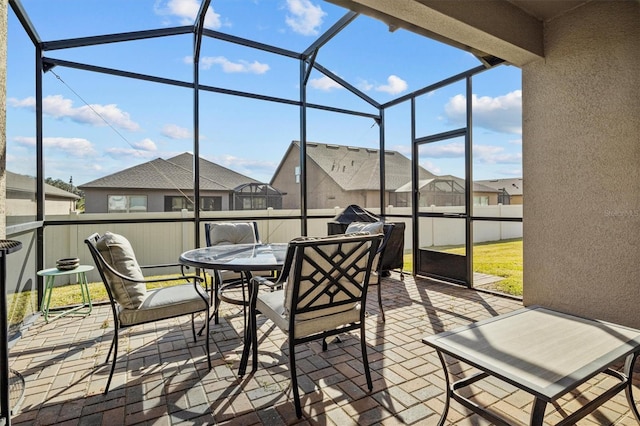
<box><xmin>240</xmin><ymin>232</ymin><xmax>383</xmax><ymax>418</ymax></box>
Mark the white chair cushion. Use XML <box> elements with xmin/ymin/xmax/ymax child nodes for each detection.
<box><xmin>96</xmin><ymin>232</ymin><xmax>147</xmax><ymax>309</ymax></box>
<box><xmin>118</xmin><ymin>284</ymin><xmax>209</xmax><ymax>326</ymax></box>
<box><xmin>208</xmin><ymin>222</ymin><xmax>257</xmax><ymax>245</ymax></box>
<box><xmin>257</xmin><ymin>289</ymin><xmax>360</xmax><ymax>339</ymax></box>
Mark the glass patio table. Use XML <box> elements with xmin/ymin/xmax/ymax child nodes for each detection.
<box><xmin>179</xmin><ymin>243</ymin><xmax>288</xmax><ymax>338</ymax></box>
<box><xmin>423</xmin><ymin>305</ymin><xmax>640</xmax><ymax>425</ymax></box>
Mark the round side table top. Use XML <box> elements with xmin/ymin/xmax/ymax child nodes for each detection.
<box><xmin>37</xmin><ymin>265</ymin><xmax>94</xmax><ymax>276</ymax></box>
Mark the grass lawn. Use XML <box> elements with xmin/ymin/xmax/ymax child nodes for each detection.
<box><xmin>8</xmin><ymin>239</ymin><xmax>522</xmax><ymax>328</ymax></box>
<box><xmin>403</xmin><ymin>238</ymin><xmax>523</xmax><ymax>296</ymax></box>
<box><xmin>6</xmin><ymin>275</ymin><xmax>198</xmax><ymax>329</ymax></box>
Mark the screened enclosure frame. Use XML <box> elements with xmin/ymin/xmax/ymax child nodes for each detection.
<box><xmin>7</xmin><ymin>0</ymin><xmax>517</xmax><ymax>294</ymax></box>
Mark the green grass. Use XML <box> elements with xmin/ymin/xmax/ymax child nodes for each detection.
<box><xmin>6</xmin><ymin>275</ymin><xmax>197</xmax><ymax>329</ymax></box>
<box><xmin>402</xmin><ymin>238</ymin><xmax>523</xmax><ymax>296</ymax></box>
<box><xmin>439</xmin><ymin>238</ymin><xmax>523</xmax><ymax>296</ymax></box>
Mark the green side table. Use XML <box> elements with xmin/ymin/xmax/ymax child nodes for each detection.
<box><xmin>37</xmin><ymin>265</ymin><xmax>94</xmax><ymax>323</ymax></box>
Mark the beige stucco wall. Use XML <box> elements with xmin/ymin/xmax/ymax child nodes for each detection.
<box><xmin>522</xmin><ymin>1</ymin><xmax>640</xmax><ymax>327</ymax></box>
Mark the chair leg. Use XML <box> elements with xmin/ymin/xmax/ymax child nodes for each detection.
<box><xmin>213</xmin><ymin>272</ymin><xmax>220</xmax><ymax>324</ymax></box>
<box><xmin>377</xmin><ymin>272</ymin><xmax>385</xmax><ymax>322</ymax></box>
<box><xmin>191</xmin><ymin>313</ymin><xmax>197</xmax><ymax>342</ymax></box>
<box><xmin>239</xmin><ymin>280</ymin><xmax>258</xmax><ymax>377</ymax></box>
<box><xmin>205</xmin><ymin>306</ymin><xmax>211</xmax><ymax>370</ymax></box>
<box><xmin>104</xmin><ymin>330</ymin><xmax>118</xmax><ymax>394</ymax></box>
<box><xmin>289</xmin><ymin>339</ymin><xmax>303</xmax><ymax>418</ymax></box>
<box><xmin>360</xmin><ymin>322</ymin><xmax>373</xmax><ymax>391</ymax></box>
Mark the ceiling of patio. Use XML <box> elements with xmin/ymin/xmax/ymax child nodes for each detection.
<box><xmin>324</xmin><ymin>0</ymin><xmax>593</xmax><ymax>66</ymax></box>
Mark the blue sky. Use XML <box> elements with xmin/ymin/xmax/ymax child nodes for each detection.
<box><xmin>7</xmin><ymin>0</ymin><xmax>522</xmax><ymax>186</ymax></box>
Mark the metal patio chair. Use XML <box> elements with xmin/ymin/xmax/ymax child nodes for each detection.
<box><xmin>239</xmin><ymin>232</ymin><xmax>383</xmax><ymax>418</ymax></box>
<box><xmin>84</xmin><ymin>232</ymin><xmax>210</xmax><ymax>394</ymax></box>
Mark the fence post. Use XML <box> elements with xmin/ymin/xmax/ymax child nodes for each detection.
<box><xmin>181</xmin><ymin>209</ymin><xmax>189</xmax><ymax>251</ymax></box>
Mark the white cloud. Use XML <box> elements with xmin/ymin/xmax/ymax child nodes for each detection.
<box><xmin>154</xmin><ymin>0</ymin><xmax>221</xmax><ymax>28</ymax></box>
<box><xmin>418</xmin><ymin>141</ymin><xmax>521</xmax><ymax>166</ymax></box>
<box><xmin>309</xmin><ymin>76</ymin><xmax>343</xmax><ymax>91</ymax></box>
<box><xmin>132</xmin><ymin>138</ymin><xmax>158</xmax><ymax>151</ymax></box>
<box><xmin>196</xmin><ymin>56</ymin><xmax>270</xmax><ymax>74</ymax></box>
<box><xmin>14</xmin><ymin>136</ymin><xmax>97</xmax><ymax>156</ymax></box>
<box><xmin>357</xmin><ymin>79</ymin><xmax>374</xmax><ymax>92</ymax></box>
<box><xmin>9</xmin><ymin>95</ymin><xmax>140</xmax><ymax>131</ymax></box>
<box><xmin>444</xmin><ymin>90</ymin><xmax>522</xmax><ymax>134</ymax></box>
<box><xmin>162</xmin><ymin>124</ymin><xmax>191</xmax><ymax>139</ymax></box>
<box><xmin>285</xmin><ymin>0</ymin><xmax>326</xmax><ymax>36</ymax></box>
<box><xmin>420</xmin><ymin>142</ymin><xmax>465</xmax><ymax>158</ymax></box>
<box><xmin>375</xmin><ymin>75</ymin><xmax>408</xmax><ymax>95</ymax></box>
<box><xmin>208</xmin><ymin>154</ymin><xmax>277</xmax><ymax>182</ymax></box>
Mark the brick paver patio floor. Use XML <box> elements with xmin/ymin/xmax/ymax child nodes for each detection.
<box><xmin>8</xmin><ymin>274</ymin><xmax>640</xmax><ymax>425</ymax></box>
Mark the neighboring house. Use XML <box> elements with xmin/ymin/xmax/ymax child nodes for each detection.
<box><xmin>6</xmin><ymin>171</ymin><xmax>80</xmax><ymax>219</ymax></box>
<box><xmin>270</xmin><ymin>141</ymin><xmax>436</xmax><ymax>209</ymax></box>
<box><xmin>475</xmin><ymin>178</ymin><xmax>523</xmax><ymax>205</ymax></box>
<box><xmin>79</xmin><ymin>153</ymin><xmax>282</xmax><ymax>213</ymax></box>
<box><xmin>394</xmin><ymin>175</ymin><xmax>500</xmax><ymax>207</ymax></box>
<box><xmin>271</xmin><ymin>141</ymin><xmax>508</xmax><ymax>209</ymax></box>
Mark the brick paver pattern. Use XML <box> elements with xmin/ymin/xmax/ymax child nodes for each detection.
<box><xmin>8</xmin><ymin>274</ymin><xmax>640</xmax><ymax>425</ymax></box>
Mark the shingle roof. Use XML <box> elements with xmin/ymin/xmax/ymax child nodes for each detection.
<box><xmin>475</xmin><ymin>177</ymin><xmax>523</xmax><ymax>195</ymax></box>
<box><xmin>395</xmin><ymin>175</ymin><xmax>500</xmax><ymax>193</ymax></box>
<box><xmin>78</xmin><ymin>152</ymin><xmax>259</xmax><ymax>191</ymax></box>
<box><xmin>7</xmin><ymin>171</ymin><xmax>80</xmax><ymax>200</ymax></box>
<box><xmin>297</xmin><ymin>141</ymin><xmax>435</xmax><ymax>191</ymax></box>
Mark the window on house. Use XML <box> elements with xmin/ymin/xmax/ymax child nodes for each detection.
<box><xmin>474</xmin><ymin>196</ymin><xmax>489</xmax><ymax>206</ymax></box>
<box><xmin>108</xmin><ymin>195</ymin><xmax>147</xmax><ymax>213</ymax></box>
<box><xmin>164</xmin><ymin>196</ymin><xmax>221</xmax><ymax>211</ymax></box>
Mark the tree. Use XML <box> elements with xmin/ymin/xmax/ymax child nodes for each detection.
<box><xmin>45</xmin><ymin>176</ymin><xmax>85</xmax><ymax>212</ymax></box>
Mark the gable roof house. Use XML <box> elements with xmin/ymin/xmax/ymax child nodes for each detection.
<box><xmin>79</xmin><ymin>153</ymin><xmax>265</xmax><ymax>213</ymax></box>
<box><xmin>475</xmin><ymin>178</ymin><xmax>523</xmax><ymax>205</ymax></box>
<box><xmin>6</xmin><ymin>171</ymin><xmax>80</xmax><ymax>222</ymax></box>
<box><xmin>270</xmin><ymin>141</ymin><xmax>436</xmax><ymax>209</ymax></box>
<box><xmin>394</xmin><ymin>175</ymin><xmax>500</xmax><ymax>207</ymax></box>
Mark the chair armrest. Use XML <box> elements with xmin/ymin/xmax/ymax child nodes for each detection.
<box><xmin>251</xmin><ymin>275</ymin><xmax>281</xmax><ymax>290</ymax></box>
<box><xmin>100</xmin><ymin>260</ymin><xmax>204</xmax><ymax>285</ymax></box>
<box><xmin>140</xmin><ymin>263</ymin><xmax>182</xmax><ymax>270</ymax></box>
<box><xmin>143</xmin><ymin>274</ymin><xmax>204</xmax><ymax>285</ymax></box>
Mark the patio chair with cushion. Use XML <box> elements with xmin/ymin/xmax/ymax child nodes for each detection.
<box><xmin>239</xmin><ymin>232</ymin><xmax>383</xmax><ymax>418</ymax></box>
<box><xmin>84</xmin><ymin>232</ymin><xmax>211</xmax><ymax>394</ymax></box>
<box><xmin>204</xmin><ymin>222</ymin><xmax>275</xmax><ymax>325</ymax></box>
<box><xmin>345</xmin><ymin>221</ymin><xmax>395</xmax><ymax>322</ymax></box>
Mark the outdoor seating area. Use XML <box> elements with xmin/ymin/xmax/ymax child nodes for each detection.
<box><xmin>7</xmin><ymin>274</ymin><xmax>640</xmax><ymax>425</ymax></box>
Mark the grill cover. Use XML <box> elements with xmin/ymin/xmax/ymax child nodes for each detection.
<box><xmin>327</xmin><ymin>205</ymin><xmax>404</xmax><ymax>272</ymax></box>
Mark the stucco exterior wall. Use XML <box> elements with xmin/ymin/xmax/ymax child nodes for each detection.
<box><xmin>522</xmin><ymin>1</ymin><xmax>640</xmax><ymax>327</ymax></box>
<box><xmin>272</xmin><ymin>145</ymin><xmax>374</xmax><ymax>210</ymax></box>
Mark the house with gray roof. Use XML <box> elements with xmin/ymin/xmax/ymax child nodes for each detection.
<box><xmin>271</xmin><ymin>141</ymin><xmax>508</xmax><ymax>209</ymax></box>
<box><xmin>79</xmin><ymin>153</ymin><xmax>278</xmax><ymax>213</ymax></box>
<box><xmin>270</xmin><ymin>141</ymin><xmax>436</xmax><ymax>209</ymax></box>
<box><xmin>7</xmin><ymin>171</ymin><xmax>80</xmax><ymax>223</ymax></box>
<box><xmin>475</xmin><ymin>178</ymin><xmax>523</xmax><ymax>204</ymax></box>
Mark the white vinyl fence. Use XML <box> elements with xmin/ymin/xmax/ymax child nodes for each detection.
<box><xmin>44</xmin><ymin>205</ymin><xmax>522</xmax><ymax>284</ymax></box>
